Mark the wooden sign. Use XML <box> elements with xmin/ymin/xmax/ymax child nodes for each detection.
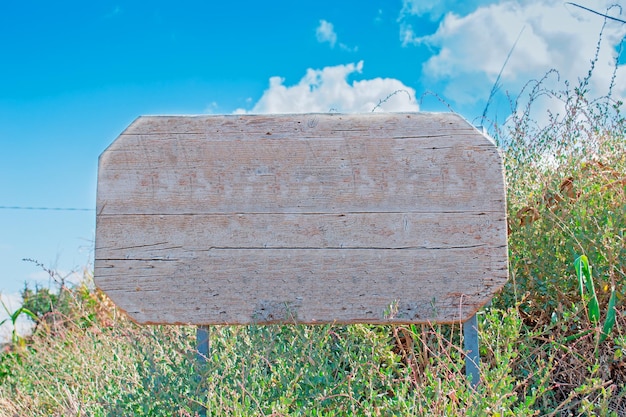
<box><xmin>94</xmin><ymin>113</ymin><xmax>508</xmax><ymax>325</ymax></box>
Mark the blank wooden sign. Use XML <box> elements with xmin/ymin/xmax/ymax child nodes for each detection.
<box><xmin>95</xmin><ymin>113</ymin><xmax>508</xmax><ymax>325</ymax></box>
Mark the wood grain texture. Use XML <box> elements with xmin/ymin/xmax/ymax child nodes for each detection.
<box><xmin>95</xmin><ymin>113</ymin><xmax>508</xmax><ymax>325</ymax></box>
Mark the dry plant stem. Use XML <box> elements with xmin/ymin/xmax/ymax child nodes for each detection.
<box><xmin>421</xmin><ymin>324</ymin><xmax>428</xmax><ymax>374</ymax></box>
<box><xmin>547</xmin><ymin>379</ymin><xmax>615</xmax><ymax>417</ymax></box>
<box><xmin>395</xmin><ymin>326</ymin><xmax>420</xmax><ymax>387</ymax></box>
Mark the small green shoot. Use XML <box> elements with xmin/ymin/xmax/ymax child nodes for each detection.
<box><xmin>575</xmin><ymin>255</ymin><xmax>600</xmax><ymax>323</ymax></box>
<box><xmin>574</xmin><ymin>255</ymin><xmax>617</xmax><ymax>344</ymax></box>
<box><xmin>0</xmin><ymin>295</ymin><xmax>38</xmax><ymax>346</ymax></box>
<box><xmin>600</xmin><ymin>286</ymin><xmax>617</xmax><ymax>344</ymax></box>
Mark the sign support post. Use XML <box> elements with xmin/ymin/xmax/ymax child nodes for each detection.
<box><xmin>196</xmin><ymin>325</ymin><xmax>210</xmax><ymax>364</ymax></box>
<box><xmin>463</xmin><ymin>313</ymin><xmax>480</xmax><ymax>386</ymax></box>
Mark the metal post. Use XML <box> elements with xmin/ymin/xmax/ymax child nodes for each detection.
<box><xmin>463</xmin><ymin>313</ymin><xmax>480</xmax><ymax>387</ymax></box>
<box><xmin>196</xmin><ymin>325</ymin><xmax>210</xmax><ymax>417</ymax></box>
<box><xmin>196</xmin><ymin>325</ymin><xmax>210</xmax><ymax>363</ymax></box>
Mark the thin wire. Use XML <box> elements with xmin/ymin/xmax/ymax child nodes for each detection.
<box><xmin>565</xmin><ymin>2</ymin><xmax>626</xmax><ymax>24</ymax></box>
<box><xmin>481</xmin><ymin>25</ymin><xmax>526</xmax><ymax>126</ymax></box>
<box><xmin>0</xmin><ymin>206</ymin><xmax>94</xmax><ymax>212</ymax></box>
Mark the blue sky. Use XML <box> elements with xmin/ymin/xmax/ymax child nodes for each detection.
<box><xmin>1</xmin><ymin>1</ymin><xmax>625</xmax><ymax>336</ymax></box>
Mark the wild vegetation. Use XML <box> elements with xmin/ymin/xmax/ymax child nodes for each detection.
<box><xmin>0</xmin><ymin>36</ymin><xmax>624</xmax><ymax>416</ymax></box>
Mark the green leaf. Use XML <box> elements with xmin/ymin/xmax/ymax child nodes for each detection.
<box><xmin>587</xmin><ymin>297</ymin><xmax>601</xmax><ymax>324</ymax></box>
<box><xmin>574</xmin><ymin>255</ymin><xmax>600</xmax><ymax>324</ymax></box>
<box><xmin>16</xmin><ymin>307</ymin><xmax>38</xmax><ymax>322</ymax></box>
<box><xmin>574</xmin><ymin>255</ymin><xmax>587</xmax><ymax>297</ymax></box>
<box><xmin>599</xmin><ymin>287</ymin><xmax>617</xmax><ymax>344</ymax></box>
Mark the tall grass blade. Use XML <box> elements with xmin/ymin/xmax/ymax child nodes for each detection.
<box><xmin>574</xmin><ymin>255</ymin><xmax>600</xmax><ymax>324</ymax></box>
<box><xmin>599</xmin><ymin>287</ymin><xmax>617</xmax><ymax>344</ymax></box>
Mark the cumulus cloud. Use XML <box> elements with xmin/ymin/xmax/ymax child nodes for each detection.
<box><xmin>399</xmin><ymin>0</ymin><xmax>497</xmax><ymax>45</ymax></box>
<box><xmin>400</xmin><ymin>0</ymin><xmax>495</xmax><ymax>22</ymax></box>
<box><xmin>316</xmin><ymin>19</ymin><xmax>358</xmax><ymax>51</ymax></box>
<box><xmin>204</xmin><ymin>101</ymin><xmax>219</xmax><ymax>114</ymax></box>
<box><xmin>241</xmin><ymin>61</ymin><xmax>419</xmax><ymax>114</ymax></box>
<box><xmin>316</xmin><ymin>20</ymin><xmax>338</xmax><ymax>48</ymax></box>
<box><xmin>401</xmin><ymin>0</ymin><xmax>626</xmax><ymax>115</ymax></box>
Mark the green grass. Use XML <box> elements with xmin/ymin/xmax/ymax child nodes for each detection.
<box><xmin>1</xmin><ymin>49</ymin><xmax>625</xmax><ymax>416</ymax></box>
<box><xmin>0</xmin><ymin>291</ymin><xmax>551</xmax><ymax>416</ymax></box>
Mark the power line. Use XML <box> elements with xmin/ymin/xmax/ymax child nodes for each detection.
<box><xmin>0</xmin><ymin>206</ymin><xmax>94</xmax><ymax>212</ymax></box>
<box><xmin>566</xmin><ymin>2</ymin><xmax>626</xmax><ymax>24</ymax></box>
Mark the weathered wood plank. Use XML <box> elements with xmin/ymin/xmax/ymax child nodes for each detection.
<box><xmin>96</xmin><ymin>212</ymin><xmax>505</xmax><ymax>253</ymax></box>
<box><xmin>96</xmin><ymin>249</ymin><xmax>507</xmax><ymax>325</ymax></box>
<box><xmin>120</xmin><ymin>112</ymin><xmax>476</xmax><ymax>137</ymax></box>
<box><xmin>97</xmin><ymin>115</ymin><xmax>504</xmax><ymax>215</ymax></box>
<box><xmin>94</xmin><ymin>113</ymin><xmax>508</xmax><ymax>325</ymax></box>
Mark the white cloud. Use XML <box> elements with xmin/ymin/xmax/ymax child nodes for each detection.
<box><xmin>243</xmin><ymin>61</ymin><xmax>419</xmax><ymax>114</ymax></box>
<box><xmin>375</xmin><ymin>9</ymin><xmax>384</xmax><ymax>24</ymax></box>
<box><xmin>204</xmin><ymin>101</ymin><xmax>219</xmax><ymax>114</ymax></box>
<box><xmin>104</xmin><ymin>6</ymin><xmax>122</xmax><ymax>19</ymax></box>
<box><xmin>316</xmin><ymin>20</ymin><xmax>338</xmax><ymax>48</ymax></box>
<box><xmin>316</xmin><ymin>19</ymin><xmax>357</xmax><ymax>51</ymax></box>
<box><xmin>400</xmin><ymin>0</ymin><xmax>496</xmax><ymax>21</ymax></box>
<box><xmin>400</xmin><ymin>0</ymin><xmax>626</xmax><ymax>119</ymax></box>
<box><xmin>400</xmin><ymin>0</ymin><xmax>452</xmax><ymax>21</ymax></box>
<box><xmin>339</xmin><ymin>43</ymin><xmax>358</xmax><ymax>53</ymax></box>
